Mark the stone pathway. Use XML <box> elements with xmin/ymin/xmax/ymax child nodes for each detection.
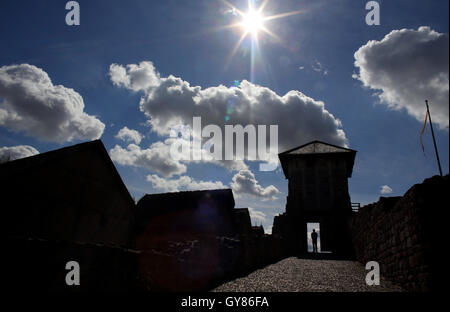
<box><xmin>212</xmin><ymin>257</ymin><xmax>404</xmax><ymax>292</ymax></box>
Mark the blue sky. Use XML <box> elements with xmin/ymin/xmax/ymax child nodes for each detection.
<box><xmin>1</xmin><ymin>0</ymin><xmax>448</xmax><ymax>233</ymax></box>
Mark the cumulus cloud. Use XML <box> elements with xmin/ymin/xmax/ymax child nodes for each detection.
<box><xmin>0</xmin><ymin>64</ymin><xmax>105</xmax><ymax>142</ymax></box>
<box><xmin>110</xmin><ymin>136</ymin><xmax>247</xmax><ymax>178</ymax></box>
<box><xmin>0</xmin><ymin>145</ymin><xmax>39</xmax><ymax>161</ymax></box>
<box><xmin>115</xmin><ymin>126</ymin><xmax>144</xmax><ymax>144</ymax></box>
<box><xmin>109</xmin><ymin>61</ymin><xmax>348</xmax><ymax>155</ymax></box>
<box><xmin>248</xmin><ymin>207</ymin><xmax>267</xmax><ymax>224</ymax></box>
<box><xmin>109</xmin><ymin>141</ymin><xmax>187</xmax><ymax>178</ymax></box>
<box><xmin>164</xmin><ymin>133</ymin><xmax>248</xmax><ymax>171</ymax></box>
<box><xmin>230</xmin><ymin>169</ymin><xmax>280</xmax><ymax>200</ymax></box>
<box><xmin>142</xmin><ymin>163</ymin><xmax>279</xmax><ymax>200</ymax></box>
<box><xmin>110</xmin><ymin>62</ymin><xmax>160</xmax><ymax>92</ymax></box>
<box><xmin>354</xmin><ymin>26</ymin><xmax>449</xmax><ymax>129</ymax></box>
<box><xmin>146</xmin><ymin>174</ymin><xmax>226</xmax><ymax>193</ymax></box>
<box><xmin>380</xmin><ymin>185</ymin><xmax>393</xmax><ymax>195</ymax></box>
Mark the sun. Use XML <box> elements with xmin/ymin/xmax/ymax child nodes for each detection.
<box><xmin>220</xmin><ymin>0</ymin><xmax>304</xmax><ymax>78</ymax></box>
<box><xmin>222</xmin><ymin>0</ymin><xmax>303</xmax><ymax>42</ymax></box>
<box><xmin>241</xmin><ymin>9</ymin><xmax>264</xmax><ymax>36</ymax></box>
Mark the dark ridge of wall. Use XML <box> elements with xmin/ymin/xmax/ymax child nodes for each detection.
<box><xmin>133</xmin><ymin>193</ymin><xmax>287</xmax><ymax>290</ymax></box>
<box><xmin>135</xmin><ymin>231</ymin><xmax>286</xmax><ymax>291</ymax></box>
<box><xmin>236</xmin><ymin>230</ymin><xmax>287</xmax><ymax>275</ymax></box>
<box><xmin>5</xmin><ymin>237</ymin><xmax>145</xmax><ymax>292</ymax></box>
<box><xmin>271</xmin><ymin>212</ymin><xmax>294</xmax><ymax>255</ymax></box>
<box><xmin>133</xmin><ymin>228</ymin><xmax>286</xmax><ymax>291</ymax></box>
<box><xmin>136</xmin><ymin>234</ymin><xmax>242</xmax><ymax>291</ymax></box>
<box><xmin>350</xmin><ymin>175</ymin><xmax>449</xmax><ymax>292</ymax></box>
<box><xmin>5</xmin><ymin>233</ymin><xmax>285</xmax><ymax>292</ymax></box>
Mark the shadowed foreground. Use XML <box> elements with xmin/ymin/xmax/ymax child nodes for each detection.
<box><xmin>212</xmin><ymin>257</ymin><xmax>404</xmax><ymax>292</ymax></box>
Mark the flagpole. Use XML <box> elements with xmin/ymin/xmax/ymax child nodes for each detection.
<box><xmin>425</xmin><ymin>100</ymin><xmax>443</xmax><ymax>176</ymax></box>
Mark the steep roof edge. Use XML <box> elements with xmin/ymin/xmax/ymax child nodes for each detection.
<box><xmin>278</xmin><ymin>140</ymin><xmax>357</xmax><ymax>156</ymax></box>
<box><xmin>94</xmin><ymin>140</ymin><xmax>136</xmax><ymax>207</ymax></box>
<box><xmin>138</xmin><ymin>188</ymin><xmax>235</xmax><ymax>211</ymax></box>
<box><xmin>0</xmin><ymin>139</ymin><xmax>135</xmax><ymax>206</ymax></box>
<box><xmin>0</xmin><ymin>140</ymin><xmax>101</xmax><ymax>168</ymax></box>
<box><xmin>140</xmin><ymin>188</ymin><xmax>234</xmax><ymax>201</ymax></box>
<box><xmin>142</xmin><ymin>187</ymin><xmax>232</xmax><ymax>197</ymax></box>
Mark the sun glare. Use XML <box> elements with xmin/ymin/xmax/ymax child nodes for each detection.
<box><xmin>221</xmin><ymin>0</ymin><xmax>303</xmax><ymax>44</ymax></box>
<box><xmin>220</xmin><ymin>0</ymin><xmax>304</xmax><ymax>79</ymax></box>
<box><xmin>241</xmin><ymin>9</ymin><xmax>263</xmax><ymax>35</ymax></box>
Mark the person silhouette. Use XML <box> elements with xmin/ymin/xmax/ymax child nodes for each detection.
<box><xmin>311</xmin><ymin>229</ymin><xmax>318</xmax><ymax>253</ymax></box>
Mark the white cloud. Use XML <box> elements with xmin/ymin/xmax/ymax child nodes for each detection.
<box><xmin>0</xmin><ymin>64</ymin><xmax>105</xmax><ymax>142</ymax></box>
<box><xmin>146</xmin><ymin>174</ymin><xmax>226</xmax><ymax>193</ymax></box>
<box><xmin>110</xmin><ymin>136</ymin><xmax>247</xmax><ymax>177</ymax></box>
<box><xmin>380</xmin><ymin>185</ymin><xmax>393</xmax><ymax>195</ymax></box>
<box><xmin>115</xmin><ymin>126</ymin><xmax>144</xmax><ymax>144</ymax></box>
<box><xmin>142</xmin><ymin>163</ymin><xmax>279</xmax><ymax>201</ymax></box>
<box><xmin>354</xmin><ymin>26</ymin><xmax>449</xmax><ymax>129</ymax></box>
<box><xmin>312</xmin><ymin>60</ymin><xmax>328</xmax><ymax>75</ymax></box>
<box><xmin>0</xmin><ymin>145</ymin><xmax>39</xmax><ymax>161</ymax></box>
<box><xmin>230</xmin><ymin>169</ymin><xmax>280</xmax><ymax>200</ymax></box>
<box><xmin>109</xmin><ymin>141</ymin><xmax>187</xmax><ymax>178</ymax></box>
<box><xmin>165</xmin><ymin>134</ymin><xmax>248</xmax><ymax>172</ymax></box>
<box><xmin>248</xmin><ymin>207</ymin><xmax>267</xmax><ymax>224</ymax></box>
<box><xmin>109</xmin><ymin>61</ymin><xmax>348</xmax><ymax>155</ymax></box>
<box><xmin>110</xmin><ymin>62</ymin><xmax>160</xmax><ymax>92</ymax></box>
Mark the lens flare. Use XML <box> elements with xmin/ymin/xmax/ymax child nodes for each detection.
<box><xmin>220</xmin><ymin>0</ymin><xmax>304</xmax><ymax>82</ymax></box>
<box><xmin>241</xmin><ymin>9</ymin><xmax>263</xmax><ymax>36</ymax></box>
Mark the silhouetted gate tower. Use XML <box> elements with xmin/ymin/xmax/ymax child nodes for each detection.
<box><xmin>276</xmin><ymin>141</ymin><xmax>356</xmax><ymax>258</ymax></box>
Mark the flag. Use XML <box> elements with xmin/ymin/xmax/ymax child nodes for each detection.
<box><xmin>420</xmin><ymin>110</ymin><xmax>428</xmax><ymax>154</ymax></box>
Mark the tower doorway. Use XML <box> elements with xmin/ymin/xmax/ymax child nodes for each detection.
<box><xmin>307</xmin><ymin>222</ymin><xmax>320</xmax><ymax>253</ymax></box>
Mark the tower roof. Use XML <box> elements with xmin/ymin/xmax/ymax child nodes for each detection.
<box><xmin>279</xmin><ymin>140</ymin><xmax>356</xmax><ymax>156</ymax></box>
<box><xmin>278</xmin><ymin>140</ymin><xmax>357</xmax><ymax>178</ymax></box>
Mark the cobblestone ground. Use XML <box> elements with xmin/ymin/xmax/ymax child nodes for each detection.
<box><xmin>212</xmin><ymin>257</ymin><xmax>404</xmax><ymax>292</ymax></box>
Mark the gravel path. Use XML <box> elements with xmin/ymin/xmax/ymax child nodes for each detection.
<box><xmin>212</xmin><ymin>257</ymin><xmax>404</xmax><ymax>292</ymax></box>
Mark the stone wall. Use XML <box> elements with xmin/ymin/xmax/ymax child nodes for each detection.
<box><xmin>238</xmin><ymin>227</ymin><xmax>286</xmax><ymax>272</ymax></box>
<box><xmin>350</xmin><ymin>175</ymin><xmax>448</xmax><ymax>291</ymax></box>
<box><xmin>4</xmin><ymin>233</ymin><xmax>286</xmax><ymax>292</ymax></box>
<box><xmin>133</xmin><ymin>223</ymin><xmax>286</xmax><ymax>291</ymax></box>
<box><xmin>135</xmin><ymin>234</ymin><xmax>242</xmax><ymax>291</ymax></box>
<box><xmin>5</xmin><ymin>237</ymin><xmax>144</xmax><ymax>292</ymax></box>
